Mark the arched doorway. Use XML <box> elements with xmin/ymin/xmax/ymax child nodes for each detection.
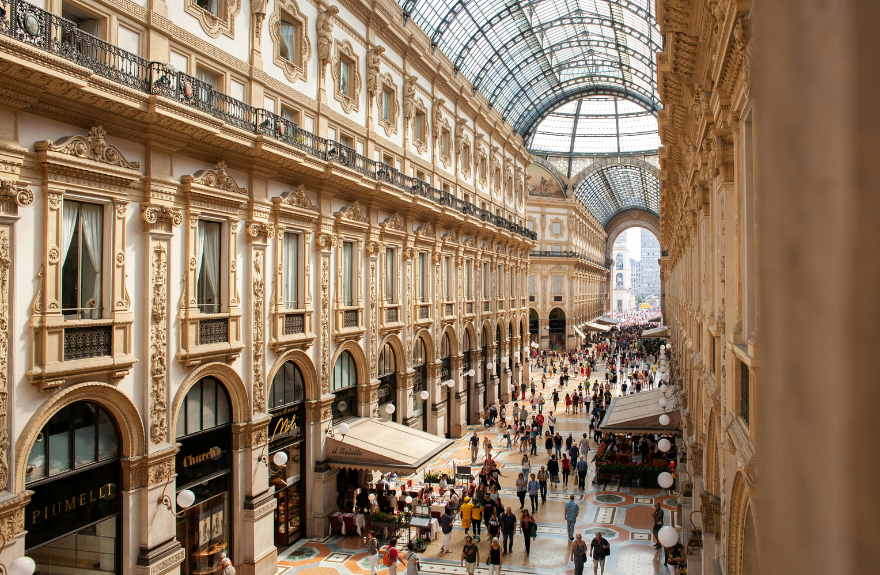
<box><xmin>440</xmin><ymin>332</ymin><xmax>452</xmax><ymax>438</ymax></box>
<box><xmin>25</xmin><ymin>401</ymin><xmax>122</xmax><ymax>573</ymax></box>
<box><xmin>529</xmin><ymin>309</ymin><xmax>539</xmax><ymax>346</ymax></box>
<box><xmin>549</xmin><ymin>307</ymin><xmax>566</xmax><ymax>350</ymax></box>
<box><xmin>377</xmin><ymin>342</ymin><xmax>397</xmax><ymax>422</ymax></box>
<box><xmin>267</xmin><ymin>361</ymin><xmax>306</xmax><ymax>548</ymax></box>
<box><xmin>412</xmin><ymin>336</ymin><xmax>428</xmax><ymax>432</ymax></box>
<box><xmin>481</xmin><ymin>326</ymin><xmax>489</xmax><ymax>411</ymax></box>
<box><xmin>463</xmin><ymin>330</ymin><xmax>474</xmax><ymax>424</ymax></box>
<box><xmin>174</xmin><ymin>377</ymin><xmax>234</xmax><ymax>575</ymax></box>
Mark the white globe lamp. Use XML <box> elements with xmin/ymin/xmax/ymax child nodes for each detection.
<box><xmin>659</xmin><ymin>414</ymin><xmax>671</xmax><ymax>426</ymax></box>
<box><xmin>8</xmin><ymin>557</ymin><xmax>36</xmax><ymax>575</ymax></box>
<box><xmin>657</xmin><ymin>471</ymin><xmax>674</xmax><ymax>489</ymax></box>
<box><xmin>658</xmin><ymin>438</ymin><xmax>671</xmax><ymax>452</ymax></box>
<box><xmin>420</xmin><ymin>390</ymin><xmax>429</xmax><ymax>401</ymax></box>
<box><xmin>338</xmin><ymin>422</ymin><xmax>351</xmax><ymax>436</ymax></box>
<box><xmin>658</xmin><ymin>526</ymin><xmax>679</xmax><ymax>548</ymax></box>
<box><xmin>405</xmin><ymin>496</ymin><xmax>413</xmax><ymax>504</ymax></box>
<box><xmin>659</xmin><ymin>384</ymin><xmax>668</xmax><ymax>393</ymax></box>
<box><xmin>273</xmin><ymin>451</ymin><xmax>289</xmax><ymax>467</ymax></box>
<box><xmin>176</xmin><ymin>489</ymin><xmax>196</xmax><ymax>509</ymax></box>
<box><xmin>368</xmin><ymin>493</ymin><xmax>376</xmax><ymax>502</ymax></box>
<box><xmin>467</xmin><ymin>369</ymin><xmax>476</xmax><ymax>377</ymax></box>
<box><xmin>658</xmin><ymin>397</ymin><xmax>668</xmax><ymax>408</ymax></box>
<box><xmin>486</xmin><ymin>362</ymin><xmax>494</xmax><ymax>370</ymax></box>
<box><xmin>385</xmin><ymin>403</ymin><xmax>396</xmax><ymax>415</ymax></box>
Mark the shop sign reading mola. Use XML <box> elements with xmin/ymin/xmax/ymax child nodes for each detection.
<box><xmin>269</xmin><ymin>403</ymin><xmax>304</xmax><ymax>452</ymax></box>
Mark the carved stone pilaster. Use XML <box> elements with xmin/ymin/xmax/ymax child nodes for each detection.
<box><xmin>252</xmin><ymin>250</ymin><xmax>266</xmax><ymax>414</ymax></box>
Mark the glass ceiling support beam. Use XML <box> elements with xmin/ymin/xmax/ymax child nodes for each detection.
<box><xmin>567</xmin><ymin>99</ymin><xmax>582</xmax><ymax>178</ymax></box>
<box><xmin>614</xmin><ymin>98</ymin><xmax>621</xmax><ymax>153</ymax></box>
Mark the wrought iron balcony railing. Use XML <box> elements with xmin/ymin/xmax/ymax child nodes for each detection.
<box><xmin>528</xmin><ymin>250</ymin><xmax>608</xmax><ymax>269</ymax></box>
<box><xmin>2</xmin><ymin>0</ymin><xmax>537</xmax><ymax>242</ymax></box>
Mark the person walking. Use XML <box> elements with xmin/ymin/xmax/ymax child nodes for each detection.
<box><xmin>520</xmin><ymin>510</ymin><xmax>536</xmax><ymax>556</ymax></box>
<box><xmin>589</xmin><ymin>532</ymin><xmax>610</xmax><ymax>575</ymax></box>
<box><xmin>579</xmin><ymin>433</ymin><xmax>590</xmax><ymax>456</ymax></box>
<box><xmin>515</xmin><ymin>472</ymin><xmax>527</xmax><ymax>510</ymax></box>
<box><xmin>547</xmin><ymin>456</ymin><xmax>560</xmax><ymax>488</ymax></box>
<box><xmin>486</xmin><ymin>537</ymin><xmax>503</xmax><ymax>575</ymax></box>
<box><xmin>487</xmin><ymin>509</ymin><xmax>501</xmax><ymax>541</ymax></box>
<box><xmin>545</xmin><ymin>432</ymin><xmax>554</xmax><ymax>457</ymax></box>
<box><xmin>564</xmin><ymin>495</ymin><xmax>580</xmax><ymax>541</ymax></box>
<box><xmin>652</xmin><ymin>501</ymin><xmax>665</xmax><ymax>549</ymax></box>
<box><xmin>471</xmin><ymin>498</ymin><xmax>483</xmax><ymax>541</ymax></box>
<box><xmin>470</xmin><ymin>433</ymin><xmax>480</xmax><ymax>464</ymax></box>
<box><xmin>460</xmin><ymin>535</ymin><xmax>480</xmax><ymax>575</ymax></box>
<box><xmin>483</xmin><ymin>435</ymin><xmax>493</xmax><ymax>461</ymax></box>
<box><xmin>364</xmin><ymin>531</ymin><xmax>379</xmax><ymax>575</ymax></box>
<box><xmin>527</xmin><ymin>473</ymin><xmax>540</xmax><ymax>513</ymax></box>
<box><xmin>576</xmin><ymin>455</ymin><xmax>589</xmax><ymax>490</ymax></box>
<box><xmin>460</xmin><ymin>496</ymin><xmax>474</xmax><ymax>537</ymax></box>
<box><xmin>561</xmin><ymin>453</ymin><xmax>571</xmax><ymax>488</ymax></box>
<box><xmin>571</xmin><ymin>533</ymin><xmax>589</xmax><ymax>575</ymax></box>
<box><xmin>404</xmin><ymin>542</ymin><xmax>420</xmax><ymax>575</ymax></box>
<box><xmin>439</xmin><ymin>508</ymin><xmax>454</xmax><ymax>553</ymax></box>
<box><xmin>537</xmin><ymin>466</ymin><xmax>550</xmax><ymax>503</ymax></box>
<box><xmin>548</xmin><ymin>412</ymin><xmax>557</xmax><ymax>435</ymax></box>
<box><xmin>501</xmin><ymin>507</ymin><xmax>517</xmax><ymax>555</ymax></box>
<box><xmin>554</xmin><ymin>432</ymin><xmax>563</xmax><ymax>459</ymax></box>
<box><xmin>384</xmin><ymin>538</ymin><xmax>400</xmax><ymax>575</ymax></box>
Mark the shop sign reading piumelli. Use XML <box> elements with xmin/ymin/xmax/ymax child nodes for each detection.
<box><xmin>26</xmin><ymin>460</ymin><xmax>120</xmax><ymax>549</ymax></box>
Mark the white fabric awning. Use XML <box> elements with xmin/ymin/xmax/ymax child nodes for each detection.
<box><xmin>641</xmin><ymin>326</ymin><xmax>669</xmax><ymax>338</ymax></box>
<box><xmin>599</xmin><ymin>390</ymin><xmax>680</xmax><ymax>433</ymax></box>
<box><xmin>596</xmin><ymin>316</ymin><xmax>619</xmax><ymax>325</ymax></box>
<box><xmin>585</xmin><ymin>321</ymin><xmax>611</xmax><ymax>332</ymax></box>
<box><xmin>574</xmin><ymin>327</ymin><xmax>586</xmax><ymax>338</ymax></box>
<box><xmin>326</xmin><ymin>418</ymin><xmax>454</xmax><ymax>475</ymax></box>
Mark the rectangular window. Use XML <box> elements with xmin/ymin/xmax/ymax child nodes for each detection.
<box><xmin>342</xmin><ymin>241</ymin><xmax>354</xmax><ymax>306</ymax></box>
<box><xmin>528</xmin><ymin>276</ymin><xmax>535</xmax><ymax>296</ymax></box>
<box><xmin>418</xmin><ymin>253</ymin><xmax>427</xmax><ymax>303</ymax></box>
<box><xmin>740</xmin><ymin>361</ymin><xmax>750</xmax><ymax>426</ymax></box>
<box><xmin>117</xmin><ymin>25</ymin><xmax>140</xmax><ymax>56</ymax></box>
<box><xmin>497</xmin><ymin>265</ymin><xmax>502</xmax><ymax>298</ymax></box>
<box><xmin>196</xmin><ymin>0</ymin><xmax>219</xmax><ymax>16</ymax></box>
<box><xmin>466</xmin><ymin>259</ymin><xmax>473</xmax><ymax>299</ymax></box>
<box><xmin>482</xmin><ymin>263</ymin><xmax>489</xmax><ymax>299</ymax></box>
<box><xmin>279</xmin><ymin>18</ymin><xmax>301</xmax><ymax>65</ymax></box>
<box><xmin>415</xmin><ymin>111</ymin><xmax>425</xmax><ymax>141</ymax></box>
<box><xmin>283</xmin><ymin>233</ymin><xmax>299</xmax><ymax>309</ymax></box>
<box><xmin>281</xmin><ymin>106</ymin><xmax>300</xmax><ymax>125</ymax></box>
<box><xmin>479</xmin><ymin>158</ymin><xmax>487</xmax><ymax>181</ymax></box>
<box><xmin>441</xmin><ymin>130</ymin><xmax>449</xmax><ymax>156</ymax></box>
<box><xmin>526</xmin><ymin>220</ymin><xmax>534</xmax><ymax>231</ymax></box>
<box><xmin>385</xmin><ymin>247</ymin><xmax>396</xmax><ymax>303</ymax></box>
<box><xmin>511</xmin><ymin>269</ymin><xmax>515</xmax><ymax>297</ymax></box>
<box><xmin>196</xmin><ymin>66</ymin><xmax>218</xmax><ymax>89</ymax></box>
<box><xmin>339</xmin><ymin>59</ymin><xmax>351</xmax><ymax>96</ymax></box>
<box><xmin>551</xmin><ymin>222</ymin><xmax>561</xmax><ymax>235</ymax></box>
<box><xmin>196</xmin><ymin>220</ymin><xmax>221</xmax><ymax>314</ymax></box>
<box><xmin>553</xmin><ymin>276</ymin><xmax>562</xmax><ymax>296</ymax></box>
<box><xmin>445</xmin><ymin>256</ymin><xmax>453</xmax><ymax>301</ymax></box>
<box><xmin>552</xmin><ymin>245</ymin><xmax>562</xmax><ymax>253</ymax></box>
<box><xmin>61</xmin><ymin>200</ymin><xmax>104</xmax><ymax>320</ymax></box>
<box><xmin>462</xmin><ymin>145</ymin><xmax>470</xmax><ymax>170</ymax></box>
<box><xmin>382</xmin><ymin>89</ymin><xmax>392</xmax><ymax>121</ymax></box>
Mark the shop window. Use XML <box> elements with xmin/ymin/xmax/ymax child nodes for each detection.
<box><xmin>61</xmin><ymin>200</ymin><xmax>104</xmax><ymax>320</ymax></box>
<box><xmin>175</xmin><ymin>377</ymin><xmax>232</xmax><ymax>439</ymax></box>
<box><xmin>268</xmin><ymin>361</ymin><xmax>305</xmax><ymax>546</ymax></box>
<box><xmin>26</xmin><ymin>402</ymin><xmax>119</xmax><ymax>483</ymax></box>
<box><xmin>197</xmin><ymin>220</ymin><xmax>222</xmax><ymax>314</ymax></box>
<box><xmin>283</xmin><ymin>233</ymin><xmax>300</xmax><ymax>309</ymax></box>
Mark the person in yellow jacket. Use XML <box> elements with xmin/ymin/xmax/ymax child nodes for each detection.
<box><xmin>470</xmin><ymin>499</ymin><xmax>483</xmax><ymax>542</ymax></box>
<box><xmin>460</xmin><ymin>496</ymin><xmax>474</xmax><ymax>538</ymax></box>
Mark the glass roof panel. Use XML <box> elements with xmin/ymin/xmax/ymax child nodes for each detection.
<box><xmin>400</xmin><ymin>0</ymin><xmax>662</xmax><ymax>137</ymax></box>
<box><xmin>573</xmin><ymin>162</ymin><xmax>660</xmax><ymax>224</ymax></box>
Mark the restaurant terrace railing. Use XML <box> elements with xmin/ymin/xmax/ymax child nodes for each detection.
<box><xmin>528</xmin><ymin>250</ymin><xmax>608</xmax><ymax>269</ymax></box>
<box><xmin>1</xmin><ymin>0</ymin><xmax>537</xmax><ymax>242</ymax></box>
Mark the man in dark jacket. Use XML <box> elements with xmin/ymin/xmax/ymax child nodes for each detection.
<box><xmin>501</xmin><ymin>507</ymin><xmax>517</xmax><ymax>555</ymax></box>
<box><xmin>589</xmin><ymin>532</ymin><xmax>611</xmax><ymax>575</ymax></box>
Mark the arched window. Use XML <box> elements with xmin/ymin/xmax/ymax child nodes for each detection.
<box><xmin>332</xmin><ymin>350</ymin><xmax>357</xmax><ymax>391</ymax></box>
<box><xmin>440</xmin><ymin>332</ymin><xmax>451</xmax><ymax>359</ymax></box>
<box><xmin>378</xmin><ymin>342</ymin><xmax>396</xmax><ymax>377</ymax></box>
<box><xmin>463</xmin><ymin>330</ymin><xmax>471</xmax><ymax>353</ymax></box>
<box><xmin>176</xmin><ymin>377</ymin><xmax>232</xmax><ymax>439</ymax></box>
<box><xmin>26</xmin><ymin>402</ymin><xmax>119</xmax><ymax>483</ymax></box>
<box><xmin>270</xmin><ymin>361</ymin><xmax>305</xmax><ymax>411</ymax></box>
<box><xmin>616</xmin><ymin>272</ymin><xmax>624</xmax><ymax>289</ymax></box>
<box><xmin>413</xmin><ymin>337</ymin><xmax>427</xmax><ymax>367</ymax></box>
<box><xmin>616</xmin><ymin>253</ymin><xmax>623</xmax><ymax>270</ymax></box>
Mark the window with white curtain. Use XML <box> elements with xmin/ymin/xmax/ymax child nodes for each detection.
<box><xmin>279</xmin><ymin>18</ymin><xmax>300</xmax><ymax>65</ymax></box>
<box><xmin>510</xmin><ymin>268</ymin><xmax>515</xmax><ymax>297</ymax></box>
<box><xmin>342</xmin><ymin>241</ymin><xmax>354</xmax><ymax>306</ymax></box>
<box><xmin>61</xmin><ymin>200</ymin><xmax>104</xmax><ymax>320</ymax></box>
<box><xmin>466</xmin><ymin>259</ymin><xmax>473</xmax><ymax>299</ymax></box>
<box><xmin>553</xmin><ymin>276</ymin><xmax>562</xmax><ymax>295</ymax></box>
<box><xmin>283</xmin><ymin>233</ymin><xmax>299</xmax><ymax>309</ymax></box>
<box><xmin>385</xmin><ymin>247</ymin><xmax>396</xmax><ymax>303</ymax></box>
<box><xmin>497</xmin><ymin>265</ymin><xmax>502</xmax><ymax>297</ymax></box>
<box><xmin>339</xmin><ymin>59</ymin><xmax>351</xmax><ymax>96</ymax></box>
<box><xmin>382</xmin><ymin>89</ymin><xmax>392</xmax><ymax>122</ymax></box>
<box><xmin>528</xmin><ymin>275</ymin><xmax>535</xmax><ymax>296</ymax></box>
<box><xmin>483</xmin><ymin>262</ymin><xmax>489</xmax><ymax>299</ymax></box>
<box><xmin>196</xmin><ymin>0</ymin><xmax>219</xmax><ymax>16</ymax></box>
<box><xmin>418</xmin><ymin>252</ymin><xmax>427</xmax><ymax>302</ymax></box>
<box><xmin>445</xmin><ymin>256</ymin><xmax>453</xmax><ymax>301</ymax></box>
<box><xmin>197</xmin><ymin>220</ymin><xmax>222</xmax><ymax>313</ymax></box>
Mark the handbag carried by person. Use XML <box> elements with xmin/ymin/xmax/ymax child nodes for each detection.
<box><xmin>530</xmin><ymin>522</ymin><xmax>538</xmax><ymax>539</ymax></box>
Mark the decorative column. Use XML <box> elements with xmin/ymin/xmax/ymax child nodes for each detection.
<box><xmin>449</xmin><ymin>354</ymin><xmax>466</xmax><ymax>437</ymax></box>
<box><xmin>307</xmin><ymin>398</ymin><xmax>336</xmax><ymax>537</ymax></box>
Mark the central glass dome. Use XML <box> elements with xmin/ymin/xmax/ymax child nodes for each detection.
<box><xmin>528</xmin><ymin>96</ymin><xmax>660</xmax><ymax>155</ymax></box>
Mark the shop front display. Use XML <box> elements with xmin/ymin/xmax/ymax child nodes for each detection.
<box><xmin>267</xmin><ymin>361</ymin><xmax>306</xmax><ymax>548</ymax></box>
<box><xmin>377</xmin><ymin>342</ymin><xmax>397</xmax><ymax>422</ymax></box>
<box><xmin>24</xmin><ymin>401</ymin><xmax>122</xmax><ymax>575</ymax></box>
<box><xmin>175</xmin><ymin>377</ymin><xmax>233</xmax><ymax>575</ymax></box>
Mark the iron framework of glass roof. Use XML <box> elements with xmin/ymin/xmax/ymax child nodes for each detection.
<box><xmin>528</xmin><ymin>96</ymin><xmax>660</xmax><ymax>157</ymax></box>
<box><xmin>400</xmin><ymin>0</ymin><xmax>662</xmax><ymax>139</ymax></box>
<box><xmin>572</xmin><ymin>159</ymin><xmax>659</xmax><ymax>225</ymax></box>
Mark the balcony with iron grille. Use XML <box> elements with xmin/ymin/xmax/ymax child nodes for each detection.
<box><xmin>270</xmin><ymin>307</ymin><xmax>315</xmax><ymax>354</ymax></box>
<box><xmin>333</xmin><ymin>306</ymin><xmax>364</xmax><ymax>343</ymax></box>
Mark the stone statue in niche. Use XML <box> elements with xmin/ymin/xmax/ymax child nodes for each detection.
<box><xmin>317</xmin><ymin>5</ymin><xmax>339</xmax><ymax>77</ymax></box>
<box><xmin>403</xmin><ymin>74</ymin><xmax>417</xmax><ymax>121</ymax></box>
<box><xmin>366</xmin><ymin>45</ymin><xmax>384</xmax><ymax>105</ymax></box>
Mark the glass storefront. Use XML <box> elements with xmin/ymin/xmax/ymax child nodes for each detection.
<box><xmin>377</xmin><ymin>342</ymin><xmax>396</xmax><ymax>422</ymax></box>
<box><xmin>412</xmin><ymin>337</ymin><xmax>428</xmax><ymax>431</ymax></box>
<box><xmin>24</xmin><ymin>402</ymin><xmax>121</xmax><ymax>575</ymax></box>
<box><xmin>268</xmin><ymin>361</ymin><xmax>306</xmax><ymax>549</ymax></box>
<box><xmin>175</xmin><ymin>377</ymin><xmax>233</xmax><ymax>575</ymax></box>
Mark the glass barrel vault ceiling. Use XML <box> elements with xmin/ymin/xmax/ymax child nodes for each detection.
<box><xmin>572</xmin><ymin>161</ymin><xmax>659</xmax><ymax>225</ymax></box>
<box><xmin>528</xmin><ymin>96</ymin><xmax>660</xmax><ymax>154</ymax></box>
<box><xmin>399</xmin><ymin>0</ymin><xmax>662</xmax><ymax>139</ymax></box>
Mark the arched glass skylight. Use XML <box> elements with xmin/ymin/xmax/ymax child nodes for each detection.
<box><xmin>528</xmin><ymin>96</ymin><xmax>660</xmax><ymax>154</ymax></box>
<box><xmin>399</xmin><ymin>0</ymin><xmax>662</xmax><ymax>138</ymax></box>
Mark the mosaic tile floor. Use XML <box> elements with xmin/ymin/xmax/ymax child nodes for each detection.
<box><xmin>278</xmin><ymin>353</ymin><xmax>680</xmax><ymax>575</ymax></box>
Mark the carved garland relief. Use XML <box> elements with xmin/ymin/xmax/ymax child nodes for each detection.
<box><xmin>149</xmin><ymin>244</ymin><xmax>169</xmax><ymax>445</ymax></box>
<box><xmin>253</xmin><ymin>251</ymin><xmax>266</xmax><ymax>413</ymax></box>
<box><xmin>0</xmin><ymin>227</ymin><xmax>9</xmax><ymax>488</ymax></box>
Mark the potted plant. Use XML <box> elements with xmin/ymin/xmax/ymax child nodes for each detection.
<box><xmin>424</xmin><ymin>471</ymin><xmax>441</xmax><ymax>484</ymax></box>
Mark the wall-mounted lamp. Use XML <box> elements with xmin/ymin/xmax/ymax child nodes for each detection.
<box><xmin>486</xmin><ymin>362</ymin><xmax>494</xmax><ymax>370</ymax></box>
<box><xmin>410</xmin><ymin>389</ymin><xmax>429</xmax><ymax>400</ymax></box>
<box><xmin>326</xmin><ymin>422</ymin><xmax>350</xmax><ymax>440</ymax></box>
<box><xmin>466</xmin><ymin>369</ymin><xmax>475</xmax><ymax>377</ymax></box>
<box><xmin>501</xmin><ymin>356</ymin><xmax>509</xmax><ymax>363</ymax></box>
<box><xmin>513</xmin><ymin>352</ymin><xmax>520</xmax><ymax>360</ymax></box>
<box><xmin>0</xmin><ymin>533</ymin><xmax>36</xmax><ymax>575</ymax></box>
<box><xmin>260</xmin><ymin>450</ymin><xmax>289</xmax><ymax>469</ymax></box>
<box><xmin>160</xmin><ymin>488</ymin><xmax>196</xmax><ymax>518</ymax></box>
<box><xmin>443</xmin><ymin>379</ymin><xmax>455</xmax><ymax>388</ymax></box>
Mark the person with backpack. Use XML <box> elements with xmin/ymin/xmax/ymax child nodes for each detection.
<box><xmin>383</xmin><ymin>538</ymin><xmax>401</xmax><ymax>575</ymax></box>
<box><xmin>571</xmin><ymin>533</ymin><xmax>589</xmax><ymax>575</ymax></box>
<box><xmin>589</xmin><ymin>532</ymin><xmax>610</xmax><ymax>575</ymax></box>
